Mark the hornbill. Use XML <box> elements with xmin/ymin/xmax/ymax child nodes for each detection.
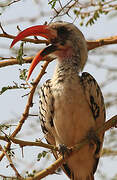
<box><xmin>11</xmin><ymin>21</ymin><xmax>105</xmax><ymax>180</ymax></box>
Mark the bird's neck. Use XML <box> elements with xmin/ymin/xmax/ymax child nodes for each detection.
<box><xmin>52</xmin><ymin>55</ymin><xmax>81</xmax><ymax>84</ymax></box>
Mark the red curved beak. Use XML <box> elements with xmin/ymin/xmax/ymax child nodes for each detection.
<box><xmin>10</xmin><ymin>25</ymin><xmax>57</xmax><ymax>80</ymax></box>
<box><xmin>10</xmin><ymin>25</ymin><xmax>50</xmax><ymax>48</ymax></box>
<box><xmin>26</xmin><ymin>45</ymin><xmax>57</xmax><ymax>80</ymax></box>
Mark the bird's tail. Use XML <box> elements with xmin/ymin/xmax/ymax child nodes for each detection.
<box><xmin>71</xmin><ymin>173</ymin><xmax>94</xmax><ymax>180</ymax></box>
<box><xmin>62</xmin><ymin>163</ymin><xmax>94</xmax><ymax>180</ymax></box>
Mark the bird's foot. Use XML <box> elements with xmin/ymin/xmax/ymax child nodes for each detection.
<box><xmin>87</xmin><ymin>129</ymin><xmax>101</xmax><ymax>158</ymax></box>
<box><xmin>58</xmin><ymin>144</ymin><xmax>70</xmax><ymax>159</ymax></box>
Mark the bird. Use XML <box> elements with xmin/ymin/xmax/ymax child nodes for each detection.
<box><xmin>10</xmin><ymin>21</ymin><xmax>106</xmax><ymax>180</ymax></box>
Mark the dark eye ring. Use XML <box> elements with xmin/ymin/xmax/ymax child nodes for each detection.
<box><xmin>57</xmin><ymin>26</ymin><xmax>69</xmax><ymax>36</ymax></box>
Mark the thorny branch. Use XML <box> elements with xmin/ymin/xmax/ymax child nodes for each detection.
<box><xmin>49</xmin><ymin>0</ymin><xmax>74</xmax><ymax>21</ymax></box>
<box><xmin>49</xmin><ymin>0</ymin><xmax>117</xmax><ymax>25</ymax></box>
<box><xmin>0</xmin><ymin>174</ymin><xmax>17</xmax><ymax>179</ymax></box>
<box><xmin>0</xmin><ymin>0</ymin><xmax>21</xmax><ymax>7</ymax></box>
<box><xmin>0</xmin><ymin>136</ymin><xmax>57</xmax><ymax>151</ymax></box>
<box><xmin>0</xmin><ymin>56</ymin><xmax>34</xmax><ymax>67</ymax></box>
<box><xmin>0</xmin><ymin>145</ymin><xmax>22</xmax><ymax>179</ymax></box>
<box><xmin>87</xmin><ymin>35</ymin><xmax>117</xmax><ymax>50</ymax></box>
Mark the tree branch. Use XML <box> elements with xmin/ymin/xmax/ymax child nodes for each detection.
<box><xmin>1</xmin><ymin>134</ymin><xmax>117</xmax><ymax>157</ymax></box>
<box><xmin>0</xmin><ymin>33</ymin><xmax>47</xmax><ymax>44</ymax></box>
<box><xmin>87</xmin><ymin>35</ymin><xmax>117</xmax><ymax>50</ymax></box>
<box><xmin>0</xmin><ymin>136</ymin><xmax>57</xmax><ymax>151</ymax></box>
<box><xmin>0</xmin><ymin>0</ymin><xmax>21</xmax><ymax>7</ymax></box>
<box><xmin>102</xmin><ymin>148</ymin><xmax>117</xmax><ymax>157</ymax></box>
<box><xmin>0</xmin><ymin>145</ymin><xmax>22</xmax><ymax>179</ymax></box>
<box><xmin>0</xmin><ymin>56</ymin><xmax>33</xmax><ymax>67</ymax></box>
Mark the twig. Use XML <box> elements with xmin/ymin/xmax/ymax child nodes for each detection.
<box><xmin>0</xmin><ymin>174</ymin><xmax>17</xmax><ymax>179</ymax></box>
<box><xmin>0</xmin><ymin>56</ymin><xmax>34</xmax><ymax>68</ymax></box>
<box><xmin>0</xmin><ymin>33</ymin><xmax>47</xmax><ymax>44</ymax></box>
<box><xmin>0</xmin><ymin>136</ymin><xmax>57</xmax><ymax>151</ymax></box>
<box><xmin>102</xmin><ymin>148</ymin><xmax>117</xmax><ymax>156</ymax></box>
<box><xmin>0</xmin><ymin>0</ymin><xmax>21</xmax><ymax>7</ymax></box>
<box><xmin>26</xmin><ymin>115</ymin><xmax>117</xmax><ymax>180</ymax></box>
<box><xmin>0</xmin><ymin>145</ymin><xmax>22</xmax><ymax>179</ymax></box>
<box><xmin>87</xmin><ymin>35</ymin><xmax>117</xmax><ymax>50</ymax></box>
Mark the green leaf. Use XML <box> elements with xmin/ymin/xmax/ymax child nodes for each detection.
<box><xmin>86</xmin><ymin>17</ymin><xmax>95</xmax><ymax>26</ymax></box>
<box><xmin>37</xmin><ymin>153</ymin><xmax>42</xmax><ymax>161</ymax></box>
<box><xmin>93</xmin><ymin>11</ymin><xmax>100</xmax><ymax>20</ymax></box>
<box><xmin>19</xmin><ymin>68</ymin><xmax>28</xmax><ymax>80</ymax></box>
<box><xmin>26</xmin><ymin>170</ymin><xmax>36</xmax><ymax>177</ymax></box>
<box><xmin>16</xmin><ymin>42</ymin><xmax>24</xmax><ymax>65</ymax></box>
<box><xmin>37</xmin><ymin>151</ymin><xmax>48</xmax><ymax>161</ymax></box>
<box><xmin>48</xmin><ymin>0</ymin><xmax>58</xmax><ymax>8</ymax></box>
<box><xmin>80</xmin><ymin>21</ymin><xmax>84</xmax><ymax>26</ymax></box>
<box><xmin>74</xmin><ymin>9</ymin><xmax>79</xmax><ymax>17</ymax></box>
<box><xmin>99</xmin><ymin>8</ymin><xmax>103</xmax><ymax>14</ymax></box>
<box><xmin>0</xmin><ymin>81</ymin><xmax>28</xmax><ymax>95</ymax></box>
<box><xmin>104</xmin><ymin>11</ymin><xmax>109</xmax><ymax>15</ymax></box>
<box><xmin>42</xmin><ymin>150</ymin><xmax>48</xmax><ymax>157</ymax></box>
<box><xmin>0</xmin><ymin>86</ymin><xmax>9</xmax><ymax>95</ymax></box>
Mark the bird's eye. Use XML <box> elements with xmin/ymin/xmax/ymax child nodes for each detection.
<box><xmin>57</xmin><ymin>26</ymin><xmax>70</xmax><ymax>39</ymax></box>
<box><xmin>57</xmin><ymin>26</ymin><xmax>68</xmax><ymax>34</ymax></box>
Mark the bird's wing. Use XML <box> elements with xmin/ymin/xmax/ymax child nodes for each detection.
<box><xmin>39</xmin><ymin>79</ymin><xmax>73</xmax><ymax>178</ymax></box>
<box><xmin>39</xmin><ymin>79</ymin><xmax>56</xmax><ymax>145</ymax></box>
<box><xmin>80</xmin><ymin>72</ymin><xmax>106</xmax><ymax>173</ymax></box>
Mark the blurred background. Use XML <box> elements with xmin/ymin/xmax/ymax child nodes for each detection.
<box><xmin>0</xmin><ymin>0</ymin><xmax>117</xmax><ymax>179</ymax></box>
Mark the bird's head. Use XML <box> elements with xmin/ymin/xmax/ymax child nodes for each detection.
<box><xmin>10</xmin><ymin>21</ymin><xmax>87</xmax><ymax>80</ymax></box>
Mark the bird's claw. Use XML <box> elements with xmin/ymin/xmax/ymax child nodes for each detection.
<box><xmin>58</xmin><ymin>144</ymin><xmax>70</xmax><ymax>159</ymax></box>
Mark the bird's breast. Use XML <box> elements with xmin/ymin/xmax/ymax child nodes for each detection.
<box><xmin>52</xmin><ymin>78</ymin><xmax>95</xmax><ymax>146</ymax></box>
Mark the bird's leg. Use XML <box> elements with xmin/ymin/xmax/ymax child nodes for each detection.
<box><xmin>87</xmin><ymin>128</ymin><xmax>101</xmax><ymax>158</ymax></box>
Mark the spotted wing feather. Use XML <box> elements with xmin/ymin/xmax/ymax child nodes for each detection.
<box><xmin>39</xmin><ymin>79</ymin><xmax>56</xmax><ymax>145</ymax></box>
<box><xmin>80</xmin><ymin>72</ymin><xmax>106</xmax><ymax>173</ymax></box>
<box><xmin>80</xmin><ymin>72</ymin><xmax>106</xmax><ymax>130</ymax></box>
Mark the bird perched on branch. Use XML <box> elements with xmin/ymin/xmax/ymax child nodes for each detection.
<box><xmin>11</xmin><ymin>21</ymin><xmax>105</xmax><ymax>180</ymax></box>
